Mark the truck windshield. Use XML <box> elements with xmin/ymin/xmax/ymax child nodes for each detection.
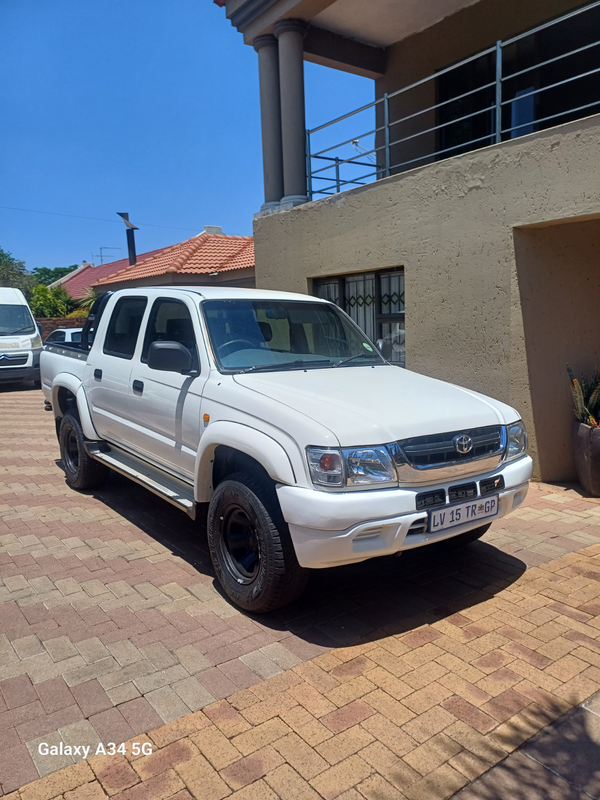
<box><xmin>0</xmin><ymin>305</ymin><xmax>36</xmax><ymax>336</ymax></box>
<box><xmin>202</xmin><ymin>299</ymin><xmax>385</xmax><ymax>373</ymax></box>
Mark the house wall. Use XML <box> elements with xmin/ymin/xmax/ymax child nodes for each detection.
<box><xmin>253</xmin><ymin>113</ymin><xmax>600</xmax><ymax>480</ymax></box>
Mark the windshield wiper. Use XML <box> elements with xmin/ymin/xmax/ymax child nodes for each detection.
<box><xmin>333</xmin><ymin>352</ymin><xmax>381</xmax><ymax>368</ymax></box>
<box><xmin>239</xmin><ymin>359</ymin><xmax>331</xmax><ymax>374</ymax></box>
<box><xmin>1</xmin><ymin>325</ymin><xmax>35</xmax><ymax>336</ymax></box>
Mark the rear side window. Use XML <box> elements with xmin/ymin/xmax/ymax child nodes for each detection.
<box><xmin>103</xmin><ymin>297</ymin><xmax>148</xmax><ymax>359</ymax></box>
<box><xmin>47</xmin><ymin>331</ymin><xmax>65</xmax><ymax>343</ymax></box>
<box><xmin>71</xmin><ymin>331</ymin><xmax>81</xmax><ymax>343</ymax></box>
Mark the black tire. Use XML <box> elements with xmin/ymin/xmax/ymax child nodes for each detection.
<box><xmin>449</xmin><ymin>523</ymin><xmax>492</xmax><ymax>547</ymax></box>
<box><xmin>207</xmin><ymin>471</ymin><xmax>308</xmax><ymax>613</ymax></box>
<box><xmin>59</xmin><ymin>410</ymin><xmax>109</xmax><ymax>491</ymax></box>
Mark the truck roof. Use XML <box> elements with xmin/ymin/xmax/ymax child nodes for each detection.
<box><xmin>105</xmin><ymin>286</ymin><xmax>329</xmax><ymax>304</ymax></box>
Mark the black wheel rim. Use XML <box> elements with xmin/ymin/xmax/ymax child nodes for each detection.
<box><xmin>63</xmin><ymin>429</ymin><xmax>79</xmax><ymax>473</ymax></box>
<box><xmin>220</xmin><ymin>505</ymin><xmax>260</xmax><ymax>584</ymax></box>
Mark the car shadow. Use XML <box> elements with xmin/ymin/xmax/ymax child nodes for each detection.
<box><xmin>86</xmin><ymin>470</ymin><xmax>526</xmax><ymax>650</ymax></box>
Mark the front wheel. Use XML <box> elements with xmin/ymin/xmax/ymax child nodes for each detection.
<box><xmin>59</xmin><ymin>410</ymin><xmax>109</xmax><ymax>491</ymax></box>
<box><xmin>207</xmin><ymin>472</ymin><xmax>308</xmax><ymax>613</ymax></box>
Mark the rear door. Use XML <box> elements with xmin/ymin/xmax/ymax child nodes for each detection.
<box><xmin>126</xmin><ymin>295</ymin><xmax>208</xmax><ymax>480</ymax></box>
<box><xmin>85</xmin><ymin>295</ymin><xmax>148</xmax><ymax>446</ymax></box>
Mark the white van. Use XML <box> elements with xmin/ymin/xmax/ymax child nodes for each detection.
<box><xmin>0</xmin><ymin>288</ymin><xmax>42</xmax><ymax>388</ymax></box>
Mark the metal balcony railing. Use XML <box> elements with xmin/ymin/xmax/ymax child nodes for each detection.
<box><xmin>306</xmin><ymin>1</ymin><xmax>600</xmax><ymax>199</ymax></box>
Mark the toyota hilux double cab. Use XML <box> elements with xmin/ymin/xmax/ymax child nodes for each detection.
<box><xmin>40</xmin><ymin>287</ymin><xmax>532</xmax><ymax>612</ymax></box>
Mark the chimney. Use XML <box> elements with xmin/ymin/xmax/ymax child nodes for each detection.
<box><xmin>203</xmin><ymin>226</ymin><xmax>223</xmax><ymax>235</ymax></box>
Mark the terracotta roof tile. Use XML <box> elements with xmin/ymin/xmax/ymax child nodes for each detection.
<box><xmin>92</xmin><ymin>233</ymin><xmax>254</xmax><ymax>287</ymax></box>
<box><xmin>60</xmin><ymin>246</ymin><xmax>172</xmax><ymax>299</ymax></box>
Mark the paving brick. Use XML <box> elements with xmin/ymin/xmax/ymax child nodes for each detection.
<box><xmin>44</xmin><ymin>636</ymin><xmax>80</xmax><ymax>662</ymax></box>
<box><xmin>265</xmin><ymin>763</ymin><xmax>322</xmax><ymax>800</ymax></box>
<box><xmin>204</xmin><ymin>700</ymin><xmax>251</xmax><ymax>737</ymax></box>
<box><xmin>190</xmin><ymin>722</ymin><xmax>242</xmax><ymax>768</ymax></box>
<box><xmin>220</xmin><ymin>745</ymin><xmax>284</xmax><ymax>790</ymax></box>
<box><xmin>117</xmin><ymin>697</ymin><xmax>164</xmax><ymax>735</ymax></box>
<box><xmin>145</xmin><ymin>686</ymin><xmax>192</xmax><ymax>724</ymax></box>
<box><xmin>310</xmin><ymin>754</ymin><xmax>372</xmax><ymax>800</ymax></box>
<box><xmin>70</xmin><ymin>680</ymin><xmax>113</xmax><ymax>717</ymax></box>
<box><xmin>172</xmin><ymin>676</ymin><xmax>216</xmax><ymax>712</ymax></box>
<box><xmin>12</xmin><ymin>634</ymin><xmax>46</xmax><ymax>660</ymax></box>
<box><xmin>175</xmin><ymin>752</ymin><xmax>232</xmax><ymax>800</ymax></box>
<box><xmin>89</xmin><ymin>707</ymin><xmax>136</xmax><ymax>744</ymax></box>
<box><xmin>1</xmin><ymin>673</ymin><xmax>38</xmax><ymax>709</ymax></box>
<box><xmin>95</xmin><ymin>759</ymin><xmax>140</xmax><ymax>795</ymax></box>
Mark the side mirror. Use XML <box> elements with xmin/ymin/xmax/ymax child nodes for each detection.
<box><xmin>148</xmin><ymin>341</ymin><xmax>193</xmax><ymax>374</ymax></box>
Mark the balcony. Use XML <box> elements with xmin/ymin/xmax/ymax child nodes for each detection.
<box><xmin>307</xmin><ymin>1</ymin><xmax>600</xmax><ymax>199</ymax></box>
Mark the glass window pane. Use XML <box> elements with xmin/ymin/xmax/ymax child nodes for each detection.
<box><xmin>344</xmin><ymin>273</ymin><xmax>376</xmax><ymax>342</ymax></box>
<box><xmin>103</xmin><ymin>297</ymin><xmax>147</xmax><ymax>359</ymax></box>
<box><xmin>142</xmin><ymin>299</ymin><xmax>198</xmax><ymax>370</ymax></box>
<box><xmin>314</xmin><ymin>279</ymin><xmax>340</xmax><ymax>305</ymax></box>
<box><xmin>380</xmin><ymin>272</ymin><xmax>405</xmax><ymax>315</ymax></box>
<box><xmin>380</xmin><ymin>321</ymin><xmax>405</xmax><ymax>367</ymax></box>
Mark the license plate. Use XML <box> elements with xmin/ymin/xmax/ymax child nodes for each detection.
<box><xmin>429</xmin><ymin>495</ymin><xmax>499</xmax><ymax>534</ymax></box>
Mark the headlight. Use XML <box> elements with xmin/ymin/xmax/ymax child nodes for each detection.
<box><xmin>344</xmin><ymin>447</ymin><xmax>396</xmax><ymax>485</ymax></box>
<box><xmin>307</xmin><ymin>445</ymin><xmax>397</xmax><ymax>488</ymax></box>
<box><xmin>31</xmin><ymin>335</ymin><xmax>42</xmax><ymax>348</ymax></box>
<box><xmin>505</xmin><ymin>421</ymin><xmax>528</xmax><ymax>461</ymax></box>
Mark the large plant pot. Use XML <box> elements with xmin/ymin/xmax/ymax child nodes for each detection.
<box><xmin>572</xmin><ymin>421</ymin><xmax>600</xmax><ymax>497</ymax></box>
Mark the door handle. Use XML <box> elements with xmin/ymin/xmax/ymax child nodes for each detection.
<box><xmin>132</xmin><ymin>380</ymin><xmax>144</xmax><ymax>394</ymax></box>
<box><xmin>94</xmin><ymin>369</ymin><xmax>102</xmax><ymax>380</ymax></box>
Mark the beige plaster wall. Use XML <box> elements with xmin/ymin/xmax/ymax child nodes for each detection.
<box><xmin>253</xmin><ymin>114</ymin><xmax>600</xmax><ymax>480</ymax></box>
<box><xmin>514</xmin><ymin>219</ymin><xmax>600</xmax><ymax>481</ymax></box>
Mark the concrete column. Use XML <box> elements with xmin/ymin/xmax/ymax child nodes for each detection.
<box><xmin>274</xmin><ymin>19</ymin><xmax>308</xmax><ymax>206</ymax></box>
<box><xmin>254</xmin><ymin>35</ymin><xmax>284</xmax><ymax>210</ymax></box>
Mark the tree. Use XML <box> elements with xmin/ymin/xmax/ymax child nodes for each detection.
<box><xmin>29</xmin><ymin>285</ymin><xmax>68</xmax><ymax>318</ymax></box>
<box><xmin>77</xmin><ymin>286</ymin><xmax>98</xmax><ymax>310</ymax></box>
<box><xmin>0</xmin><ymin>248</ymin><xmax>36</xmax><ymax>297</ymax></box>
<box><xmin>31</xmin><ymin>265</ymin><xmax>78</xmax><ymax>286</ymax></box>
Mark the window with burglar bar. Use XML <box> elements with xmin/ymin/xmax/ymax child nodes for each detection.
<box><xmin>313</xmin><ymin>270</ymin><xmax>405</xmax><ymax>367</ymax></box>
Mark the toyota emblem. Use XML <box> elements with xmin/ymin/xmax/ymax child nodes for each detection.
<box><xmin>453</xmin><ymin>434</ymin><xmax>473</xmax><ymax>454</ymax></box>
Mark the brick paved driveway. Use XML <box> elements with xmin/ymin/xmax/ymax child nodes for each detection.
<box><xmin>2</xmin><ymin>385</ymin><xmax>600</xmax><ymax>797</ymax></box>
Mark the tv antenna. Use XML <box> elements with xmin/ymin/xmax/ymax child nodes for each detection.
<box><xmin>91</xmin><ymin>246</ymin><xmax>121</xmax><ymax>265</ymax></box>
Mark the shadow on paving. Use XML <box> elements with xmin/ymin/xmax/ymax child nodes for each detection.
<box><xmin>82</xmin><ymin>468</ymin><xmax>527</xmax><ymax>649</ymax></box>
<box><xmin>453</xmin><ymin>699</ymin><xmax>600</xmax><ymax>800</ymax></box>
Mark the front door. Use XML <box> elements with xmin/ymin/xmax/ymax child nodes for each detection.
<box><xmin>127</xmin><ymin>295</ymin><xmax>207</xmax><ymax>481</ymax></box>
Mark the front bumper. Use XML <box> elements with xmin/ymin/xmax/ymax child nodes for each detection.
<box><xmin>277</xmin><ymin>455</ymin><xmax>532</xmax><ymax>568</ymax></box>
<box><xmin>0</xmin><ymin>349</ymin><xmax>40</xmax><ymax>385</ymax></box>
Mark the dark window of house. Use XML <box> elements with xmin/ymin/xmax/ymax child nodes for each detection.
<box><xmin>436</xmin><ymin>5</ymin><xmax>600</xmax><ymax>156</ymax></box>
<box><xmin>103</xmin><ymin>297</ymin><xmax>148</xmax><ymax>359</ymax></box>
<box><xmin>314</xmin><ymin>269</ymin><xmax>405</xmax><ymax>366</ymax></box>
<box><xmin>141</xmin><ymin>298</ymin><xmax>199</xmax><ymax>371</ymax></box>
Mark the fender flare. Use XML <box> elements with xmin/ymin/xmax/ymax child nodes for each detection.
<box><xmin>51</xmin><ymin>373</ymin><xmax>100</xmax><ymax>441</ymax></box>
<box><xmin>195</xmin><ymin>421</ymin><xmax>296</xmax><ymax>502</ymax></box>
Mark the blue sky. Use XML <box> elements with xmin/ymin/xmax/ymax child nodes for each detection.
<box><xmin>0</xmin><ymin>1</ymin><xmax>373</xmax><ymax>272</ymax></box>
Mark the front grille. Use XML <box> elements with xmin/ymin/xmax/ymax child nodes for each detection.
<box><xmin>416</xmin><ymin>489</ymin><xmax>446</xmax><ymax>510</ymax></box>
<box><xmin>397</xmin><ymin>426</ymin><xmax>505</xmax><ymax>469</ymax></box>
<box><xmin>480</xmin><ymin>475</ymin><xmax>505</xmax><ymax>496</ymax></box>
<box><xmin>0</xmin><ymin>354</ymin><xmax>28</xmax><ymax>366</ymax></box>
<box><xmin>448</xmin><ymin>482</ymin><xmax>477</xmax><ymax>503</ymax></box>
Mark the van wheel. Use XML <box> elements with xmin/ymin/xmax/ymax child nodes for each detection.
<box><xmin>207</xmin><ymin>472</ymin><xmax>308</xmax><ymax>613</ymax></box>
<box><xmin>450</xmin><ymin>523</ymin><xmax>492</xmax><ymax>547</ymax></box>
<box><xmin>59</xmin><ymin>410</ymin><xmax>109</xmax><ymax>491</ymax></box>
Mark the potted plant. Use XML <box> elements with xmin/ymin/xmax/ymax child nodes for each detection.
<box><xmin>567</xmin><ymin>366</ymin><xmax>600</xmax><ymax>496</ymax></box>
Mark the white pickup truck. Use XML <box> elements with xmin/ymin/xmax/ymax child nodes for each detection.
<box><xmin>41</xmin><ymin>287</ymin><xmax>532</xmax><ymax>612</ymax></box>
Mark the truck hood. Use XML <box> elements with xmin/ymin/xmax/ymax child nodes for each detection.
<box><xmin>233</xmin><ymin>365</ymin><xmax>520</xmax><ymax>445</ymax></box>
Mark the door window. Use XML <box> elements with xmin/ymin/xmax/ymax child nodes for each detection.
<box><xmin>141</xmin><ymin>298</ymin><xmax>199</xmax><ymax>371</ymax></box>
<box><xmin>103</xmin><ymin>297</ymin><xmax>148</xmax><ymax>359</ymax></box>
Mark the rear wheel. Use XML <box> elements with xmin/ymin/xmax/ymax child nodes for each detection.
<box><xmin>59</xmin><ymin>410</ymin><xmax>109</xmax><ymax>490</ymax></box>
<box><xmin>207</xmin><ymin>471</ymin><xmax>308</xmax><ymax>613</ymax></box>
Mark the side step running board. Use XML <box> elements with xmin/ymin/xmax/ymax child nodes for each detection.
<box><xmin>85</xmin><ymin>442</ymin><xmax>196</xmax><ymax>519</ymax></box>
